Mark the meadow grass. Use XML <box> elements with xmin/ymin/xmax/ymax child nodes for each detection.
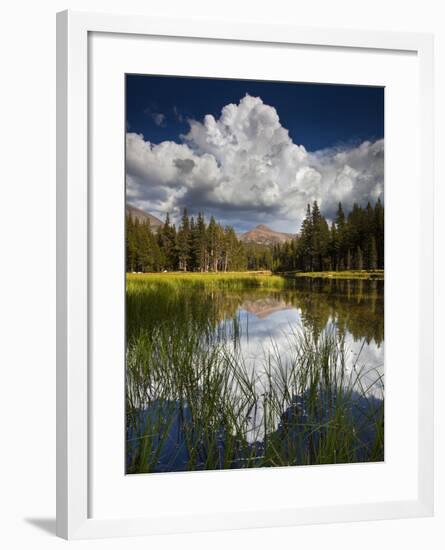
<box><xmin>127</xmin><ymin>271</ymin><xmax>288</xmax><ymax>291</ymax></box>
<box><xmin>126</xmin><ymin>275</ymin><xmax>384</xmax><ymax>473</ymax></box>
<box><xmin>126</xmin><ymin>270</ymin><xmax>384</xmax><ymax>299</ymax></box>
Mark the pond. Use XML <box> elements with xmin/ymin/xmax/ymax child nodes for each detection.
<box><xmin>126</xmin><ymin>275</ymin><xmax>384</xmax><ymax>473</ymax></box>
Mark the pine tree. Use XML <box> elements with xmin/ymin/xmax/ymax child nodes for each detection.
<box><xmin>188</xmin><ymin>216</ymin><xmax>196</xmax><ymax>270</ymax></box>
<box><xmin>207</xmin><ymin>216</ymin><xmax>223</xmax><ymax>272</ymax></box>
<box><xmin>297</xmin><ymin>204</ymin><xmax>313</xmax><ymax>271</ymax></box>
<box><xmin>176</xmin><ymin>208</ymin><xmax>191</xmax><ymax>271</ymax></box>
<box><xmin>336</xmin><ymin>202</ymin><xmax>346</xmax><ymax>228</ymax></box>
<box><xmin>126</xmin><ymin>215</ymin><xmax>138</xmax><ymax>272</ymax></box>
<box><xmin>374</xmin><ymin>198</ymin><xmax>384</xmax><ymax>268</ymax></box>
<box><xmin>222</xmin><ymin>226</ymin><xmax>239</xmax><ymax>271</ymax></box>
<box><xmin>192</xmin><ymin>213</ymin><xmax>207</xmax><ymax>272</ymax></box>
<box><xmin>348</xmin><ymin>203</ymin><xmax>364</xmax><ymax>256</ymax></box>
<box><xmin>355</xmin><ymin>246</ymin><xmax>364</xmax><ymax>270</ymax></box>
<box><xmin>310</xmin><ymin>201</ymin><xmax>322</xmax><ymax>271</ymax></box>
<box><xmin>335</xmin><ymin>202</ymin><xmax>347</xmax><ymax>268</ymax></box>
<box><xmin>369</xmin><ymin>236</ymin><xmax>378</xmax><ymax>270</ymax></box>
<box><xmin>319</xmin><ymin>217</ymin><xmax>331</xmax><ymax>271</ymax></box>
<box><xmin>137</xmin><ymin>221</ymin><xmax>152</xmax><ymax>271</ymax></box>
<box><xmin>158</xmin><ymin>213</ymin><xmax>177</xmax><ymax>270</ymax></box>
<box><xmin>346</xmin><ymin>249</ymin><xmax>352</xmax><ymax>271</ymax></box>
<box><xmin>329</xmin><ymin>222</ymin><xmax>339</xmax><ymax>270</ymax></box>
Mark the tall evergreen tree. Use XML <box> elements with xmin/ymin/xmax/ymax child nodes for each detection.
<box><xmin>329</xmin><ymin>222</ymin><xmax>339</xmax><ymax>270</ymax></box>
<box><xmin>335</xmin><ymin>202</ymin><xmax>347</xmax><ymax>269</ymax></box>
<box><xmin>192</xmin><ymin>213</ymin><xmax>208</xmax><ymax>272</ymax></box>
<box><xmin>297</xmin><ymin>204</ymin><xmax>313</xmax><ymax>271</ymax></box>
<box><xmin>369</xmin><ymin>236</ymin><xmax>378</xmax><ymax>270</ymax></box>
<box><xmin>374</xmin><ymin>198</ymin><xmax>384</xmax><ymax>268</ymax></box>
<box><xmin>158</xmin><ymin>213</ymin><xmax>177</xmax><ymax>270</ymax></box>
<box><xmin>207</xmin><ymin>216</ymin><xmax>224</xmax><ymax>272</ymax></box>
<box><xmin>126</xmin><ymin>215</ymin><xmax>138</xmax><ymax>272</ymax></box>
<box><xmin>176</xmin><ymin>208</ymin><xmax>191</xmax><ymax>271</ymax></box>
<box><xmin>355</xmin><ymin>246</ymin><xmax>364</xmax><ymax>270</ymax></box>
<box><xmin>310</xmin><ymin>201</ymin><xmax>323</xmax><ymax>271</ymax></box>
<box><xmin>346</xmin><ymin>249</ymin><xmax>352</xmax><ymax>271</ymax></box>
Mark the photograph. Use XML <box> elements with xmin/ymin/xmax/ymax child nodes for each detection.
<box><xmin>125</xmin><ymin>74</ymin><xmax>385</xmax><ymax>474</ymax></box>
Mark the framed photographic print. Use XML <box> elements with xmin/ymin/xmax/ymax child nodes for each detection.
<box><xmin>56</xmin><ymin>10</ymin><xmax>434</xmax><ymax>539</ymax></box>
<box><xmin>124</xmin><ymin>74</ymin><xmax>386</xmax><ymax>475</ymax></box>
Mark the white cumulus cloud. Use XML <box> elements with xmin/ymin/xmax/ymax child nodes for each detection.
<box><xmin>126</xmin><ymin>94</ymin><xmax>383</xmax><ymax>232</ymax></box>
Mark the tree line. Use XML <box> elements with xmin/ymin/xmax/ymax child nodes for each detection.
<box><xmin>126</xmin><ymin>199</ymin><xmax>384</xmax><ymax>273</ymax></box>
<box><xmin>274</xmin><ymin>199</ymin><xmax>384</xmax><ymax>272</ymax></box>
<box><xmin>126</xmin><ymin>210</ymin><xmax>247</xmax><ymax>273</ymax></box>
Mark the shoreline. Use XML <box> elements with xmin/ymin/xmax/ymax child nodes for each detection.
<box><xmin>280</xmin><ymin>270</ymin><xmax>384</xmax><ymax>280</ymax></box>
<box><xmin>126</xmin><ymin>270</ymin><xmax>384</xmax><ymax>281</ymax></box>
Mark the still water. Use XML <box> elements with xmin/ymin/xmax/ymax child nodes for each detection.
<box><xmin>126</xmin><ymin>277</ymin><xmax>384</xmax><ymax>472</ymax></box>
<box><xmin>220</xmin><ymin>279</ymin><xmax>384</xmax><ymax>398</ymax></box>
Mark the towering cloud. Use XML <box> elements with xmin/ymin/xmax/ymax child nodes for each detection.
<box><xmin>126</xmin><ymin>94</ymin><xmax>383</xmax><ymax>232</ymax></box>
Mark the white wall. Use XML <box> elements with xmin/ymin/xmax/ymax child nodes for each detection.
<box><xmin>0</xmin><ymin>1</ymin><xmax>442</xmax><ymax>548</ymax></box>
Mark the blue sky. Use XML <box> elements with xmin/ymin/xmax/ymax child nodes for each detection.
<box><xmin>125</xmin><ymin>75</ymin><xmax>384</xmax><ymax>233</ymax></box>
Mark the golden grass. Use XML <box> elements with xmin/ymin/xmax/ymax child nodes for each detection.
<box><xmin>126</xmin><ymin>270</ymin><xmax>384</xmax><ymax>284</ymax></box>
<box><xmin>126</xmin><ymin>271</ymin><xmax>287</xmax><ymax>288</ymax></box>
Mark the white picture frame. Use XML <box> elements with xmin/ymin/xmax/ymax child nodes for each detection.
<box><xmin>56</xmin><ymin>10</ymin><xmax>434</xmax><ymax>540</ymax></box>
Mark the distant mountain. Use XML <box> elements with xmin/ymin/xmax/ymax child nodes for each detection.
<box><xmin>126</xmin><ymin>204</ymin><xmax>163</xmax><ymax>231</ymax></box>
<box><xmin>239</xmin><ymin>224</ymin><xmax>295</xmax><ymax>245</ymax></box>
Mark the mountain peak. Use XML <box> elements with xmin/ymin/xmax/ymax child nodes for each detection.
<box><xmin>126</xmin><ymin>204</ymin><xmax>163</xmax><ymax>230</ymax></box>
<box><xmin>240</xmin><ymin>224</ymin><xmax>295</xmax><ymax>245</ymax></box>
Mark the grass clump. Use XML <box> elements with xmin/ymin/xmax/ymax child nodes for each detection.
<box><xmin>127</xmin><ymin>271</ymin><xmax>288</xmax><ymax>291</ymax></box>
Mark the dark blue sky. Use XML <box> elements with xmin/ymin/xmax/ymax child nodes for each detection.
<box><xmin>126</xmin><ymin>74</ymin><xmax>384</xmax><ymax>152</ymax></box>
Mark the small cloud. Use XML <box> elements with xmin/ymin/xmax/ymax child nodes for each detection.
<box><xmin>173</xmin><ymin>106</ymin><xmax>184</xmax><ymax>123</ymax></box>
<box><xmin>152</xmin><ymin>112</ymin><xmax>166</xmax><ymax>126</ymax></box>
<box><xmin>144</xmin><ymin>108</ymin><xmax>166</xmax><ymax>127</ymax></box>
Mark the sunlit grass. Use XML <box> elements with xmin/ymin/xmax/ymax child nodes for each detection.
<box><xmin>127</xmin><ymin>271</ymin><xmax>288</xmax><ymax>290</ymax></box>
